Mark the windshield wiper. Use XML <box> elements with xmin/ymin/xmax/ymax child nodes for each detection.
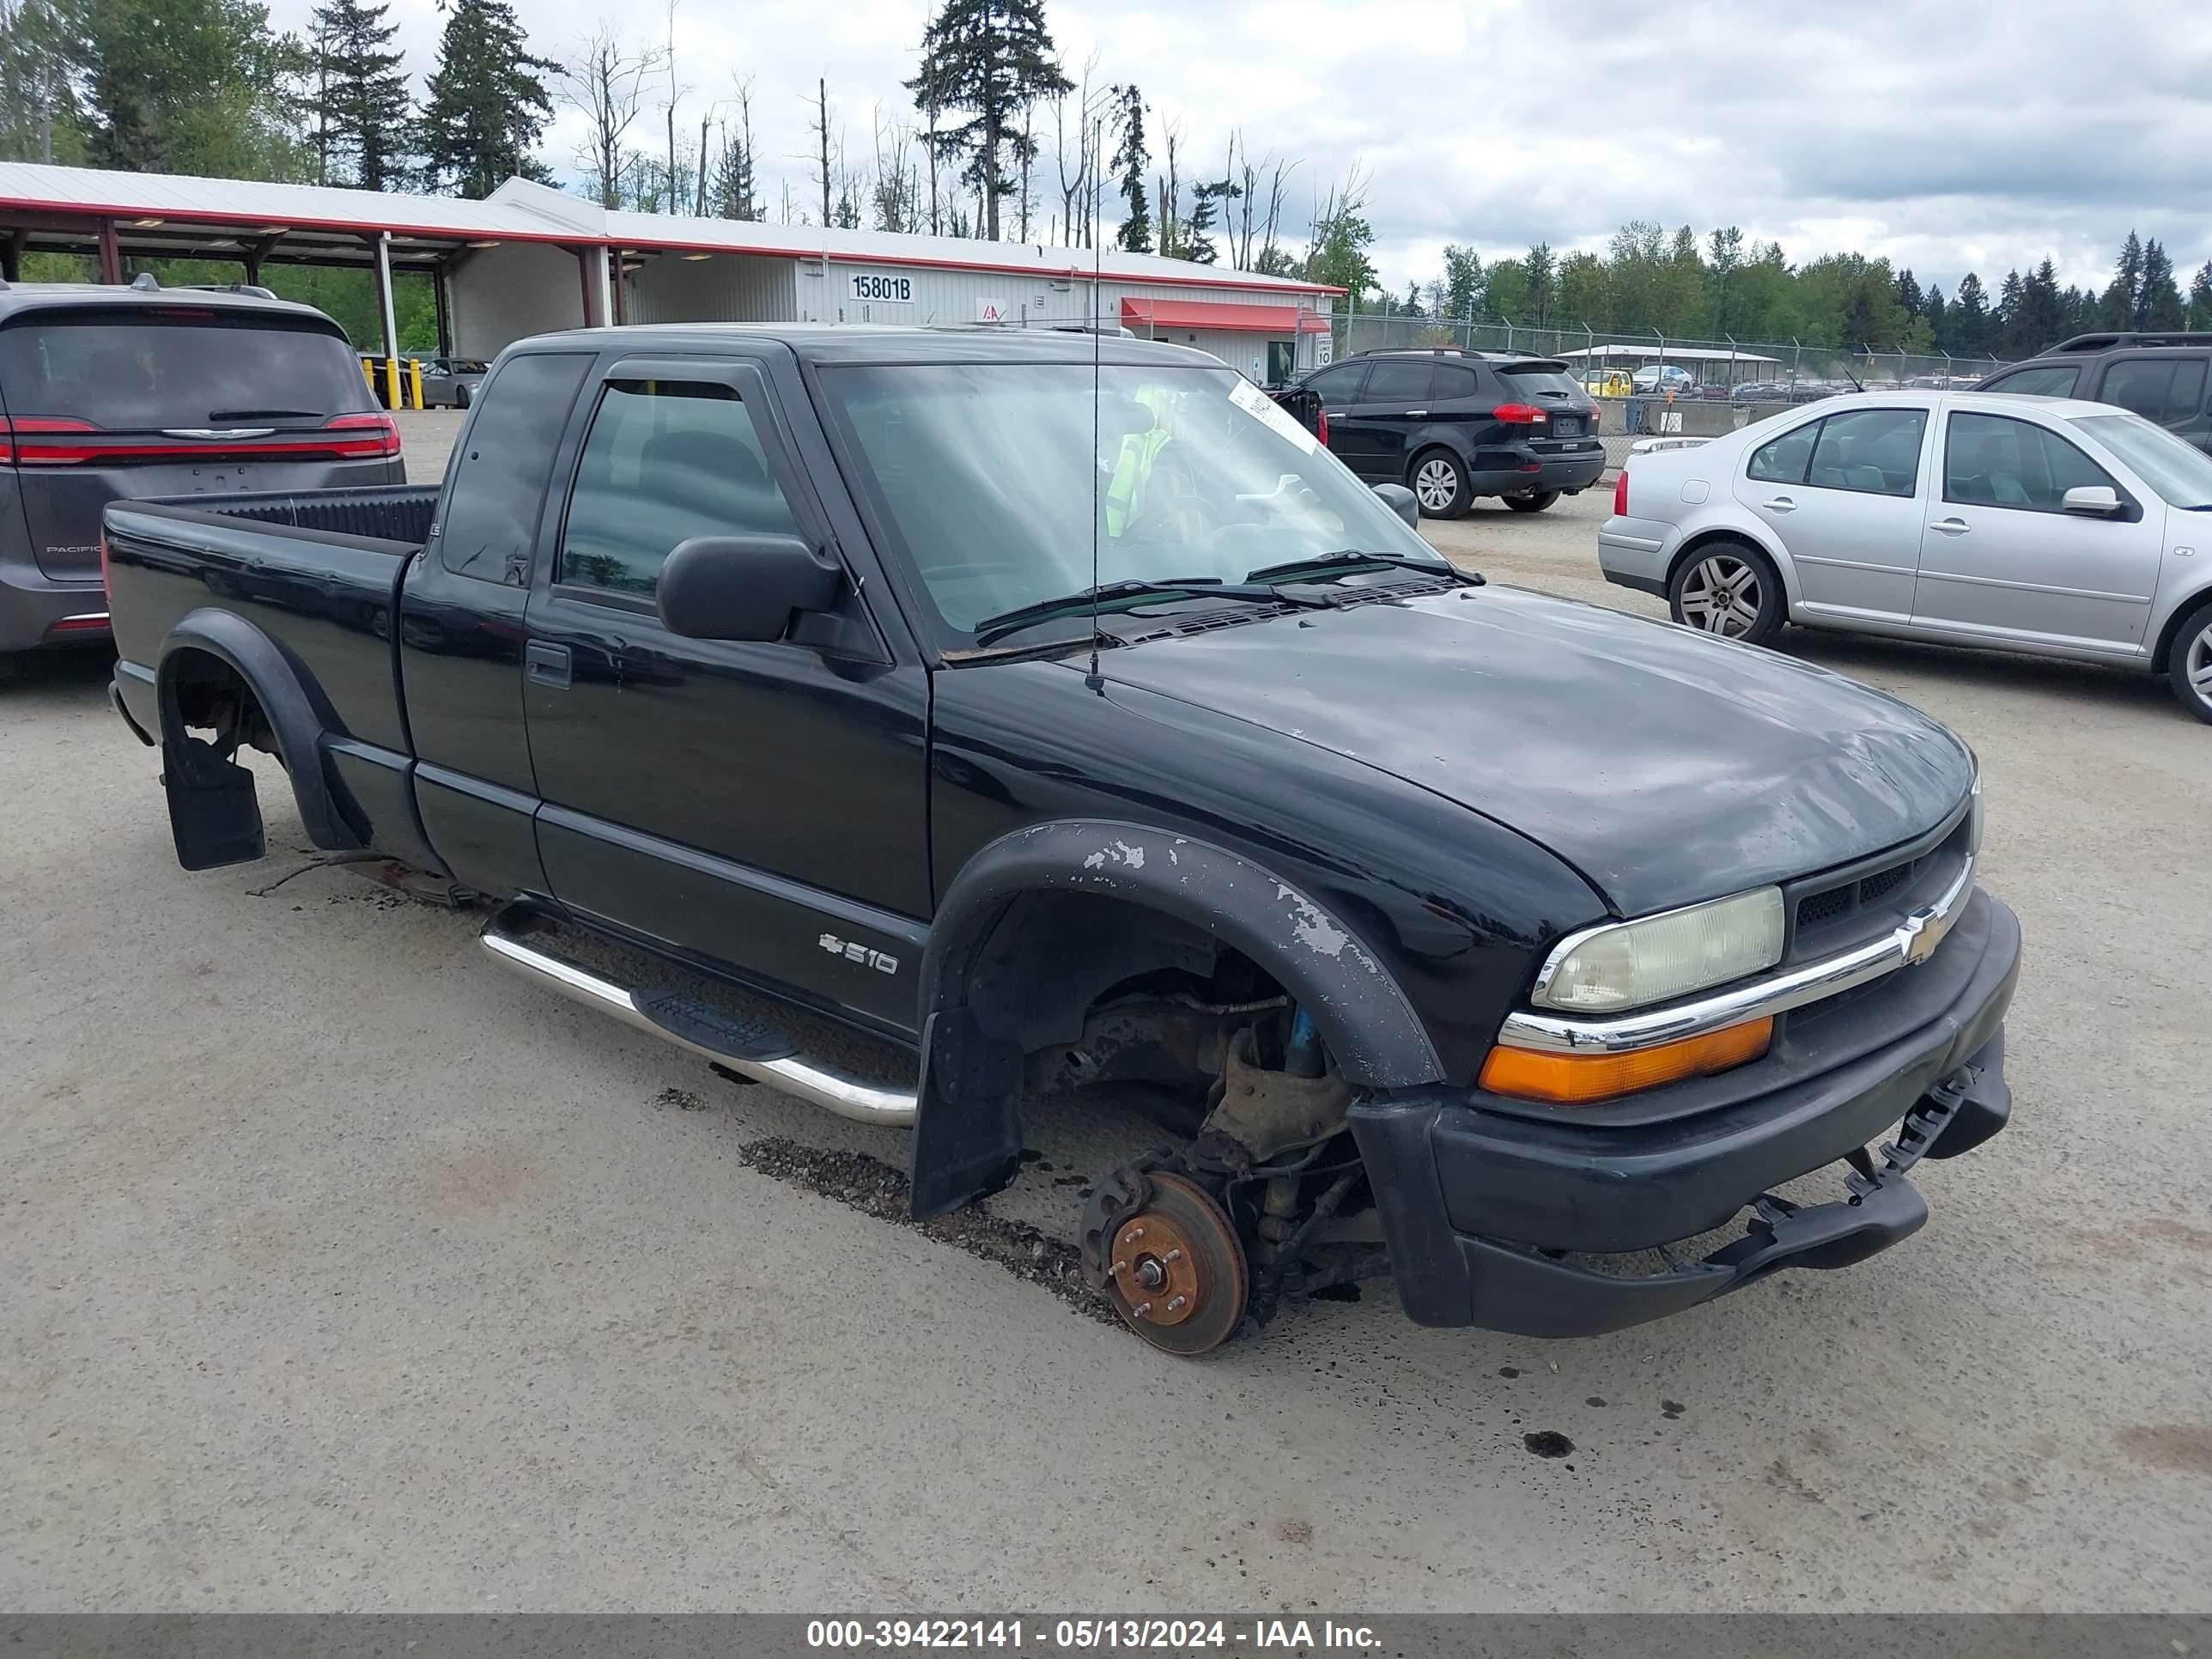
<box><xmin>205</xmin><ymin>407</ymin><xmax>325</xmax><ymax>421</ymax></box>
<box><xmin>971</xmin><ymin>578</ymin><xmax>1311</xmax><ymax>647</ymax></box>
<box><xmin>1244</xmin><ymin>549</ymin><xmax>1467</xmax><ymax>585</ymax></box>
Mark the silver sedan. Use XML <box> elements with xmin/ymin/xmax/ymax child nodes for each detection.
<box><xmin>1598</xmin><ymin>389</ymin><xmax>2212</xmax><ymax>724</ymax></box>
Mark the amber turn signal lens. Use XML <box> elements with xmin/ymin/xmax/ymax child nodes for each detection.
<box><xmin>1480</xmin><ymin>1017</ymin><xmax>1774</xmax><ymax>1105</ymax></box>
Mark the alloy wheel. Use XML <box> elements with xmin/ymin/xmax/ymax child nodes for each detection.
<box><xmin>1680</xmin><ymin>555</ymin><xmax>1763</xmax><ymax>637</ymax></box>
<box><xmin>2190</xmin><ymin>620</ymin><xmax>2212</xmax><ymax>707</ymax></box>
<box><xmin>1414</xmin><ymin>457</ymin><xmax>1459</xmax><ymax>513</ymax></box>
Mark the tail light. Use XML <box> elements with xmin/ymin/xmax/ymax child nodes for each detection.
<box><xmin>1613</xmin><ymin>471</ymin><xmax>1630</xmax><ymax>516</ymax></box>
<box><xmin>0</xmin><ymin>416</ymin><xmax>100</xmax><ymax>465</ymax></box>
<box><xmin>0</xmin><ymin>411</ymin><xmax>401</xmax><ymax>464</ymax></box>
<box><xmin>1493</xmin><ymin>402</ymin><xmax>1548</xmax><ymax>425</ymax></box>
<box><xmin>323</xmin><ymin>411</ymin><xmax>402</xmax><ymax>459</ymax></box>
<box><xmin>1316</xmin><ymin>405</ymin><xmax>1329</xmax><ymax>444</ymax></box>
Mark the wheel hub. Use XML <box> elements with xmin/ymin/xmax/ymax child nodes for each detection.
<box><xmin>1101</xmin><ymin>1171</ymin><xmax>1249</xmax><ymax>1354</ymax></box>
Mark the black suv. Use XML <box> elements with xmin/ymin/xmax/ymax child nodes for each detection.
<box><xmin>1976</xmin><ymin>331</ymin><xmax>2212</xmax><ymax>453</ymax></box>
<box><xmin>0</xmin><ymin>278</ymin><xmax>402</xmax><ymax>669</ymax></box>
<box><xmin>1278</xmin><ymin>348</ymin><xmax>1605</xmax><ymax>517</ymax></box>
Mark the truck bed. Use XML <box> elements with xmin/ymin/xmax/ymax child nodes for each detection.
<box><xmin>104</xmin><ymin>485</ymin><xmax>439</xmax><ymax>759</ymax></box>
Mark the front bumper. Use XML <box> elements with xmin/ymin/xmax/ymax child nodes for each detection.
<box><xmin>1349</xmin><ymin>888</ymin><xmax>2021</xmax><ymax>1336</ymax></box>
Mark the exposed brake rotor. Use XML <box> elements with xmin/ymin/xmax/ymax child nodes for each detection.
<box><xmin>1103</xmin><ymin>1171</ymin><xmax>1249</xmax><ymax>1356</ymax></box>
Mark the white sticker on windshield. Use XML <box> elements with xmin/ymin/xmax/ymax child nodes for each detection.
<box><xmin>1229</xmin><ymin>376</ymin><xmax>1321</xmax><ymax>454</ymax></box>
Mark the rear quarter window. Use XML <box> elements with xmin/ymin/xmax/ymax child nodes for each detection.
<box><xmin>1981</xmin><ymin>363</ymin><xmax>2081</xmax><ymax>398</ymax></box>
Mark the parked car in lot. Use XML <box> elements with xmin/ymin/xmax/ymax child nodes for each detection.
<box><xmin>1976</xmin><ymin>331</ymin><xmax>2212</xmax><ymax>453</ymax></box>
<box><xmin>412</xmin><ymin>355</ymin><xmax>489</xmax><ymax>408</ymax></box>
<box><xmin>1278</xmin><ymin>348</ymin><xmax>1604</xmax><ymax>515</ymax></box>
<box><xmin>1580</xmin><ymin>368</ymin><xmax>1636</xmax><ymax>398</ymax></box>
<box><xmin>0</xmin><ymin>280</ymin><xmax>402</xmax><ymax>672</ymax></box>
<box><xmin>1599</xmin><ymin>388</ymin><xmax>2212</xmax><ymax>723</ymax></box>
<box><xmin>106</xmin><ymin>325</ymin><xmax>2018</xmax><ymax>1353</ymax></box>
<box><xmin>1632</xmin><ymin>363</ymin><xmax>1698</xmax><ymax>395</ymax></box>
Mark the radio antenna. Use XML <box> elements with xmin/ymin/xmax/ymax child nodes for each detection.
<box><xmin>1085</xmin><ymin>115</ymin><xmax>1106</xmax><ymax>693</ymax></box>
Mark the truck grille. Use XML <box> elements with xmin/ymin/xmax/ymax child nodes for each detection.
<box><xmin>1784</xmin><ymin>809</ymin><xmax>1974</xmax><ymax>965</ymax></box>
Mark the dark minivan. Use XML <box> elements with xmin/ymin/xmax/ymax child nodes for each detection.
<box><xmin>1278</xmin><ymin>348</ymin><xmax>1605</xmax><ymax>518</ymax></box>
<box><xmin>1976</xmin><ymin>331</ymin><xmax>2212</xmax><ymax>453</ymax></box>
<box><xmin>0</xmin><ymin>280</ymin><xmax>402</xmax><ymax>668</ymax></box>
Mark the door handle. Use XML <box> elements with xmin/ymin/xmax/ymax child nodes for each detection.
<box><xmin>1405</xmin><ymin>409</ymin><xmax>1427</xmax><ymax>418</ymax></box>
<box><xmin>1762</xmin><ymin>495</ymin><xmax>1796</xmax><ymax>513</ymax></box>
<box><xmin>526</xmin><ymin>641</ymin><xmax>572</xmax><ymax>689</ymax></box>
<box><xmin>1930</xmin><ymin>517</ymin><xmax>1971</xmax><ymax>536</ymax></box>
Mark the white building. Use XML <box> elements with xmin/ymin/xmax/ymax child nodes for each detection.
<box><xmin>0</xmin><ymin>163</ymin><xmax>1340</xmax><ymax>382</ymax></box>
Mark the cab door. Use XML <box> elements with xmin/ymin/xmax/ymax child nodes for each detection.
<box><xmin>1914</xmin><ymin>408</ymin><xmax>2166</xmax><ymax>651</ymax></box>
<box><xmin>520</xmin><ymin>349</ymin><xmax>930</xmax><ymax>1033</ymax></box>
<box><xmin>1296</xmin><ymin>361</ymin><xmax>1370</xmax><ymax>471</ymax></box>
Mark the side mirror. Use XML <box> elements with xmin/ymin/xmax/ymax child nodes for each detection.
<box><xmin>1373</xmin><ymin>482</ymin><xmax>1420</xmax><ymax>529</ymax></box>
<box><xmin>2061</xmin><ymin>484</ymin><xmax>2124</xmax><ymax>517</ymax></box>
<box><xmin>656</xmin><ymin>533</ymin><xmax>840</xmax><ymax>641</ymax></box>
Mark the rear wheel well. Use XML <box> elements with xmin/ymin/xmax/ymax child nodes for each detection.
<box><xmin>1668</xmin><ymin>528</ymin><xmax>1775</xmax><ymax>592</ymax></box>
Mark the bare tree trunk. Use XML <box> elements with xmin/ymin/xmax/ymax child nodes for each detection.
<box><xmin>696</xmin><ymin>106</ymin><xmax>711</xmax><ymax>215</ymax></box>
<box><xmin>814</xmin><ymin>78</ymin><xmax>833</xmax><ymax>227</ymax></box>
<box><xmin>664</xmin><ymin>1</ymin><xmax>678</xmax><ymax>213</ymax></box>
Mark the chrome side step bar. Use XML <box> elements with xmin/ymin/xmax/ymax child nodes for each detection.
<box><xmin>480</xmin><ymin>915</ymin><xmax>919</xmax><ymax>1127</ymax></box>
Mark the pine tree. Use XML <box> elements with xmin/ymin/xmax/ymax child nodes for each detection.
<box><xmin>2137</xmin><ymin>238</ymin><xmax>2184</xmax><ymax>330</ymax></box>
<box><xmin>309</xmin><ymin>0</ymin><xmax>410</xmax><ymax>190</ymax></box>
<box><xmin>1949</xmin><ymin>272</ymin><xmax>1990</xmax><ymax>357</ymax></box>
<box><xmin>1893</xmin><ymin>266</ymin><xmax>1923</xmax><ymax>318</ymax></box>
<box><xmin>2103</xmin><ymin>230</ymin><xmax>2144</xmax><ymax>330</ymax></box>
<box><xmin>903</xmin><ymin>0</ymin><xmax>1070</xmax><ymax>241</ymax></box>
<box><xmin>1440</xmin><ymin>245</ymin><xmax>1482</xmax><ymax>322</ymax></box>
<box><xmin>1109</xmin><ymin>83</ymin><xmax>1149</xmax><ymax>252</ymax></box>
<box><xmin>2189</xmin><ymin>261</ymin><xmax>2212</xmax><ymax>331</ymax></box>
<box><xmin>77</xmin><ymin>0</ymin><xmax>307</xmax><ymax>178</ymax></box>
<box><xmin>420</xmin><ymin>0</ymin><xmax>554</xmax><ymax>199</ymax></box>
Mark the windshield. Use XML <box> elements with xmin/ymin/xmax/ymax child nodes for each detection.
<box><xmin>817</xmin><ymin>362</ymin><xmax>1446</xmax><ymax>635</ymax></box>
<box><xmin>0</xmin><ymin>310</ymin><xmax>375</xmax><ymax>429</ymax></box>
<box><xmin>2072</xmin><ymin>411</ymin><xmax>2212</xmax><ymax>507</ymax></box>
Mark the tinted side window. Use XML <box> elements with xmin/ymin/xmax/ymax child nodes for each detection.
<box><xmin>1360</xmin><ymin>360</ymin><xmax>1434</xmax><ymax>403</ymax></box>
<box><xmin>1983</xmin><ymin>364</ymin><xmax>2080</xmax><ymax>398</ymax></box>
<box><xmin>1303</xmin><ymin>364</ymin><xmax>1364</xmax><ymax>404</ymax></box>
<box><xmin>1805</xmin><ymin>408</ymin><xmax>1926</xmax><ymax>495</ymax></box>
<box><xmin>1747</xmin><ymin>422</ymin><xmax>1818</xmax><ymax>484</ymax></box>
<box><xmin>436</xmin><ymin>352</ymin><xmax>592</xmax><ymax>582</ymax></box>
<box><xmin>1944</xmin><ymin>411</ymin><xmax>2117</xmax><ymax>512</ymax></box>
<box><xmin>1432</xmin><ymin>364</ymin><xmax>1482</xmax><ymax>401</ymax></box>
<box><xmin>2102</xmin><ymin>357</ymin><xmax>2207</xmax><ymax>426</ymax></box>
<box><xmin>559</xmin><ymin>380</ymin><xmax>799</xmax><ymax>599</ymax></box>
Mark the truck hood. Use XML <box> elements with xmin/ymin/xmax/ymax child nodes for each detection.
<box><xmin>1096</xmin><ymin>583</ymin><xmax>1974</xmax><ymax>917</ymax></box>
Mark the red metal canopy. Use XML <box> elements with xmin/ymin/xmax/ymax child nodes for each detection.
<box><xmin>1121</xmin><ymin>297</ymin><xmax>1333</xmax><ymax>335</ymax></box>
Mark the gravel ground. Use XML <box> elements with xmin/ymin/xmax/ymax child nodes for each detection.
<box><xmin>2</xmin><ymin>456</ymin><xmax>2207</xmax><ymax>1613</ymax></box>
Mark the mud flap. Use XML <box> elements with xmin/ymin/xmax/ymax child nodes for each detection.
<box><xmin>908</xmin><ymin>1007</ymin><xmax>1025</xmax><ymax>1218</ymax></box>
<box><xmin>162</xmin><ymin>734</ymin><xmax>265</xmax><ymax>870</ymax></box>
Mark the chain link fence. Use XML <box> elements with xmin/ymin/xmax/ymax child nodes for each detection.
<box><xmin>1327</xmin><ymin>313</ymin><xmax>2011</xmax><ymax>396</ymax></box>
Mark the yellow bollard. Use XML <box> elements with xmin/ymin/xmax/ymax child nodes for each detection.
<box><xmin>385</xmin><ymin>357</ymin><xmax>400</xmax><ymax>410</ymax></box>
<box><xmin>361</xmin><ymin>356</ymin><xmax>376</xmax><ymax>394</ymax></box>
<box><xmin>409</xmin><ymin>358</ymin><xmax>424</xmax><ymax>410</ymax></box>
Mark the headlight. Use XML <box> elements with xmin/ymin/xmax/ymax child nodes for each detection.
<box><xmin>1533</xmin><ymin>887</ymin><xmax>1786</xmax><ymax>1013</ymax></box>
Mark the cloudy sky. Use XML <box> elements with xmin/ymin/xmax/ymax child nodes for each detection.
<box><xmin>265</xmin><ymin>0</ymin><xmax>2212</xmax><ymax>300</ymax></box>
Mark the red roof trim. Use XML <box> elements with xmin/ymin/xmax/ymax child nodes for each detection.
<box><xmin>0</xmin><ymin>195</ymin><xmax>1346</xmax><ymax>295</ymax></box>
<box><xmin>1121</xmin><ymin>297</ymin><xmax>1337</xmax><ymax>332</ymax></box>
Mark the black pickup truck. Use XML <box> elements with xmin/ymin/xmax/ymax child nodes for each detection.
<box><xmin>105</xmin><ymin>325</ymin><xmax>2021</xmax><ymax>1354</ymax></box>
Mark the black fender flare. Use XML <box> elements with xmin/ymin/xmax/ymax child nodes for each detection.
<box><xmin>156</xmin><ymin>607</ymin><xmax>366</xmax><ymax>854</ymax></box>
<box><xmin>908</xmin><ymin>819</ymin><xmax>1445</xmax><ymax>1217</ymax></box>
